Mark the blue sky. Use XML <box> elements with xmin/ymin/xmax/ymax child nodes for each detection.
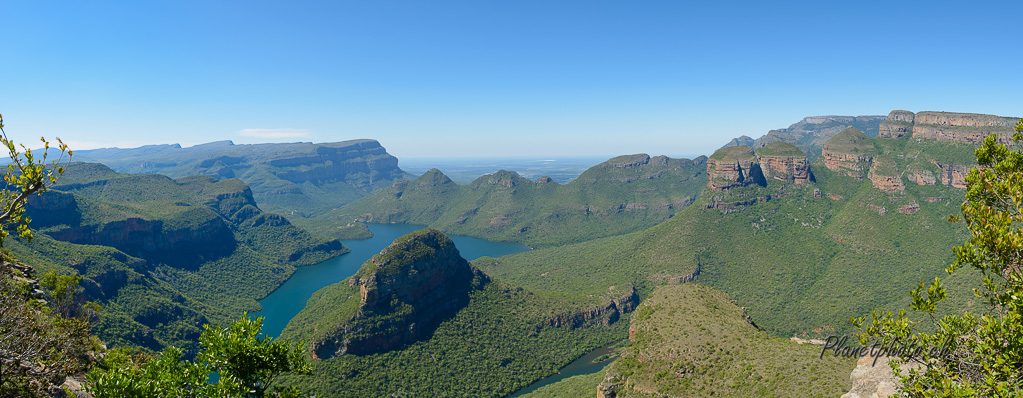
<box><xmin>2</xmin><ymin>1</ymin><xmax>1021</xmax><ymax>159</ymax></box>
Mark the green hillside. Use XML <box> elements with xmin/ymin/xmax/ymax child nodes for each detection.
<box><xmin>16</xmin><ymin>162</ymin><xmax>347</xmax><ymax>354</ymax></box>
<box><xmin>599</xmin><ymin>284</ymin><xmax>853</xmax><ymax>397</ymax></box>
<box><xmin>478</xmin><ymin>135</ymin><xmax>980</xmax><ymax>339</ymax></box>
<box><xmin>332</xmin><ymin>154</ymin><xmax>708</xmax><ymax>248</ymax></box>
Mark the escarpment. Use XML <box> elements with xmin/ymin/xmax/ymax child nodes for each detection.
<box><xmin>311</xmin><ymin>229</ymin><xmax>488</xmax><ymax>359</ymax></box>
<box><xmin>879</xmin><ymin>110</ymin><xmax>1019</xmax><ymax>144</ymax></box>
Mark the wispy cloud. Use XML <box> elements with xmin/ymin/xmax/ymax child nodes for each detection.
<box><xmin>237</xmin><ymin>128</ymin><xmax>311</xmax><ymax>138</ymax></box>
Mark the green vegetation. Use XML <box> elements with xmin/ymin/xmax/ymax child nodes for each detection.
<box><xmin>756</xmin><ymin>141</ymin><xmax>804</xmax><ymax>157</ymax></box>
<box><xmin>601</xmin><ymin>284</ymin><xmax>853</xmax><ymax>397</ymax></box>
<box><xmin>708</xmin><ymin>145</ymin><xmax>755</xmax><ymax>161</ymax></box>
<box><xmin>519</xmin><ymin>372</ymin><xmax>604</xmax><ymax>398</ymax></box>
<box><xmin>281</xmin><ymin>280</ymin><xmax>627</xmax><ymax>397</ymax></box>
<box><xmin>825</xmin><ymin>127</ymin><xmax>874</xmax><ymax>154</ymax></box>
<box><xmin>71</xmin><ymin>140</ymin><xmax>414</xmax><ymax>237</ymax></box>
<box><xmin>479</xmin><ymin>134</ymin><xmax>982</xmax><ymax>338</ymax></box>
<box><xmin>333</xmin><ymin>154</ymin><xmax>708</xmax><ymax>248</ymax></box>
<box><xmin>17</xmin><ymin>162</ymin><xmax>347</xmax><ymax>354</ymax></box>
<box><xmin>853</xmin><ymin>128</ymin><xmax>1023</xmax><ymax>396</ymax></box>
<box><xmin>87</xmin><ymin>315</ymin><xmax>312</xmax><ymax>398</ymax></box>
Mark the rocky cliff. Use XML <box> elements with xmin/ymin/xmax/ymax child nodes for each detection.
<box><xmin>756</xmin><ymin>142</ymin><xmax>812</xmax><ymax>184</ymax></box>
<box><xmin>706</xmin><ymin>145</ymin><xmax>764</xmax><ymax>190</ymax></box>
<box><xmin>821</xmin><ymin>127</ymin><xmax>874</xmax><ymax>179</ymax></box>
<box><xmin>878</xmin><ymin>110</ymin><xmax>1019</xmax><ymax>144</ymax></box>
<box><xmin>311</xmin><ymin>229</ymin><xmax>487</xmax><ymax>359</ymax></box>
<box><xmin>539</xmin><ymin>285</ymin><xmax>638</xmax><ymax>330</ymax></box>
<box><xmin>867</xmin><ymin>156</ymin><xmax>904</xmax><ymax>193</ymax></box>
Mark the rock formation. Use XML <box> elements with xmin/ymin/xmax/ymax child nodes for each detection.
<box><xmin>756</xmin><ymin>142</ymin><xmax>812</xmax><ymax>184</ymax></box>
<box><xmin>932</xmin><ymin>161</ymin><xmax>972</xmax><ymax>188</ymax></box>
<box><xmin>867</xmin><ymin>156</ymin><xmax>904</xmax><ymax>193</ymax></box>
<box><xmin>878</xmin><ymin>110</ymin><xmax>1019</xmax><ymax>144</ymax></box>
<box><xmin>706</xmin><ymin>146</ymin><xmax>765</xmax><ymax>190</ymax></box>
<box><xmin>878</xmin><ymin>110</ymin><xmax>915</xmax><ymax>138</ymax></box>
<box><xmin>821</xmin><ymin>127</ymin><xmax>874</xmax><ymax>179</ymax></box>
<box><xmin>311</xmin><ymin>229</ymin><xmax>487</xmax><ymax>359</ymax></box>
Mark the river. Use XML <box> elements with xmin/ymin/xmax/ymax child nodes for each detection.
<box><xmin>506</xmin><ymin>343</ymin><xmax>619</xmax><ymax>397</ymax></box>
<box><xmin>253</xmin><ymin>223</ymin><xmax>531</xmax><ymax>338</ymax></box>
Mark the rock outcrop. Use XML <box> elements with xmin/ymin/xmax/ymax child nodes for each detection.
<box><xmin>868</xmin><ymin>156</ymin><xmax>904</xmax><ymax>193</ymax></box>
<box><xmin>756</xmin><ymin>142</ymin><xmax>812</xmax><ymax>184</ymax></box>
<box><xmin>540</xmin><ymin>286</ymin><xmax>638</xmax><ymax>330</ymax></box>
<box><xmin>706</xmin><ymin>146</ymin><xmax>765</xmax><ymax>190</ymax></box>
<box><xmin>311</xmin><ymin>229</ymin><xmax>487</xmax><ymax>359</ymax></box>
<box><xmin>821</xmin><ymin>127</ymin><xmax>874</xmax><ymax>178</ymax></box>
<box><xmin>878</xmin><ymin>110</ymin><xmax>1019</xmax><ymax>144</ymax></box>
<box><xmin>841</xmin><ymin>355</ymin><xmax>923</xmax><ymax>398</ymax></box>
<box><xmin>932</xmin><ymin>161</ymin><xmax>972</xmax><ymax>189</ymax></box>
<box><xmin>878</xmin><ymin>110</ymin><xmax>916</xmax><ymax>138</ymax></box>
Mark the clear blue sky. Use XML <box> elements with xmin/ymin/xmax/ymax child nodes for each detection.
<box><xmin>2</xmin><ymin>1</ymin><xmax>1021</xmax><ymax>159</ymax></box>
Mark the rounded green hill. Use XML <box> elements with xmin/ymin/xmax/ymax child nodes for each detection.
<box><xmin>823</xmin><ymin>127</ymin><xmax>873</xmax><ymax>154</ymax></box>
<box><xmin>756</xmin><ymin>141</ymin><xmax>805</xmax><ymax>157</ymax></box>
<box><xmin>709</xmin><ymin>145</ymin><xmax>756</xmax><ymax>161</ymax></box>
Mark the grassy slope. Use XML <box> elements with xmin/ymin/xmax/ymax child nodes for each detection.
<box><xmin>333</xmin><ymin>154</ymin><xmax>708</xmax><ymax>248</ymax></box>
<box><xmin>16</xmin><ymin>163</ymin><xmax>347</xmax><ymax>353</ymax></box>
<box><xmin>602</xmin><ymin>284</ymin><xmax>853</xmax><ymax>397</ymax></box>
<box><xmin>480</xmin><ymin>136</ymin><xmax>980</xmax><ymax>338</ymax></box>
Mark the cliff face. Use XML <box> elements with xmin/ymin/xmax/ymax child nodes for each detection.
<box><xmin>878</xmin><ymin>110</ymin><xmax>915</xmax><ymax>138</ymax></box>
<box><xmin>868</xmin><ymin>157</ymin><xmax>904</xmax><ymax>193</ymax></box>
<box><xmin>706</xmin><ymin>146</ymin><xmax>764</xmax><ymax>190</ymax></box>
<box><xmin>878</xmin><ymin>110</ymin><xmax>1019</xmax><ymax>144</ymax></box>
<box><xmin>756</xmin><ymin>142</ymin><xmax>811</xmax><ymax>184</ymax></box>
<box><xmin>540</xmin><ymin>286</ymin><xmax>638</xmax><ymax>329</ymax></box>
<box><xmin>707</xmin><ymin>144</ymin><xmax>810</xmax><ymax>190</ymax></box>
<box><xmin>311</xmin><ymin>229</ymin><xmax>487</xmax><ymax>359</ymax></box>
<box><xmin>821</xmin><ymin>128</ymin><xmax>874</xmax><ymax>179</ymax></box>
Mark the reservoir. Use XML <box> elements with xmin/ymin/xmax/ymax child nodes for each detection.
<box><xmin>254</xmin><ymin>223</ymin><xmax>531</xmax><ymax>338</ymax></box>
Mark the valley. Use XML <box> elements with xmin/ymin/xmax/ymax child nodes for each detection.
<box><xmin>7</xmin><ymin>109</ymin><xmax>1019</xmax><ymax>397</ymax></box>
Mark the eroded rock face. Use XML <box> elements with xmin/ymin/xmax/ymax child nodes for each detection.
<box><xmin>868</xmin><ymin>157</ymin><xmax>904</xmax><ymax>193</ymax></box>
<box><xmin>883</xmin><ymin>110</ymin><xmax>1019</xmax><ymax>144</ymax></box>
<box><xmin>757</xmin><ymin>142</ymin><xmax>812</xmax><ymax>184</ymax></box>
<box><xmin>878</xmin><ymin>110</ymin><xmax>915</xmax><ymax>138</ymax></box>
<box><xmin>932</xmin><ymin>161</ymin><xmax>973</xmax><ymax>188</ymax></box>
<box><xmin>841</xmin><ymin>355</ymin><xmax>923</xmax><ymax>398</ymax></box>
<box><xmin>312</xmin><ymin>229</ymin><xmax>487</xmax><ymax>359</ymax></box>
<box><xmin>707</xmin><ymin>146</ymin><xmax>765</xmax><ymax>190</ymax></box>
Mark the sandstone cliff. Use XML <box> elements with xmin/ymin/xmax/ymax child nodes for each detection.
<box><xmin>756</xmin><ymin>142</ymin><xmax>812</xmax><ymax>184</ymax></box>
<box><xmin>878</xmin><ymin>110</ymin><xmax>1019</xmax><ymax>144</ymax></box>
<box><xmin>867</xmin><ymin>156</ymin><xmax>904</xmax><ymax>193</ymax></box>
<box><xmin>821</xmin><ymin>127</ymin><xmax>874</xmax><ymax>179</ymax></box>
<box><xmin>706</xmin><ymin>145</ymin><xmax>765</xmax><ymax>190</ymax></box>
<box><xmin>311</xmin><ymin>229</ymin><xmax>487</xmax><ymax>359</ymax></box>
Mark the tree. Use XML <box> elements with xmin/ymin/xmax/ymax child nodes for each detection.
<box><xmin>853</xmin><ymin>121</ymin><xmax>1023</xmax><ymax>396</ymax></box>
<box><xmin>0</xmin><ymin>113</ymin><xmax>71</xmax><ymax>254</ymax></box>
<box><xmin>87</xmin><ymin>314</ymin><xmax>313</xmax><ymax>398</ymax></box>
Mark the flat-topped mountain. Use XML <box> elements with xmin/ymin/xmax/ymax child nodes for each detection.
<box><xmin>332</xmin><ymin>154</ymin><xmax>708</xmax><ymax>247</ymax></box>
<box><xmin>72</xmin><ymin>140</ymin><xmax>413</xmax><ymax>222</ymax></box>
